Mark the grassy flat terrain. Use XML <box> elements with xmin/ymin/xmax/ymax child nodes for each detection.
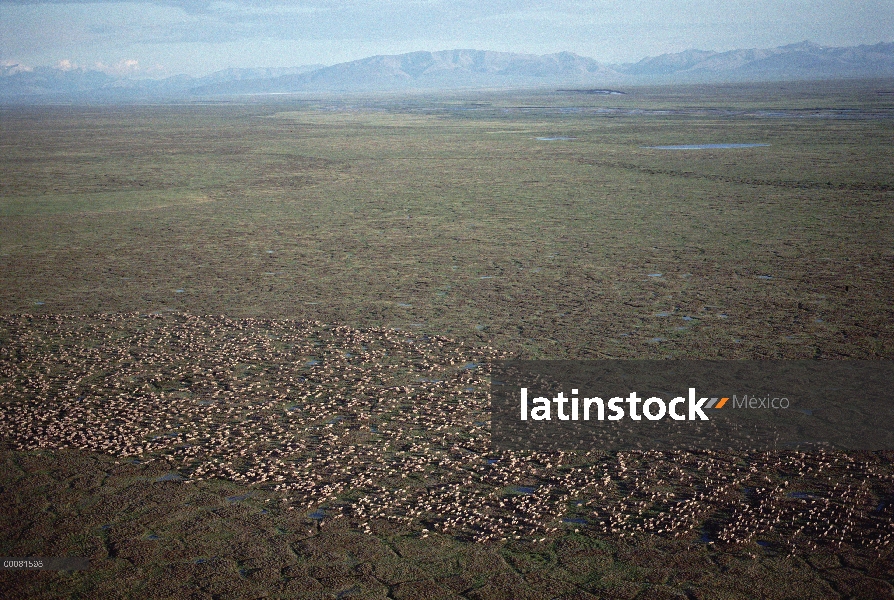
<box><xmin>1</xmin><ymin>79</ymin><xmax>893</xmax><ymax>598</ymax></box>
<box><xmin>2</xmin><ymin>82</ymin><xmax>892</xmax><ymax>359</ymax></box>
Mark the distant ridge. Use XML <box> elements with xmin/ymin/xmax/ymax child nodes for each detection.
<box><xmin>2</xmin><ymin>41</ymin><xmax>893</xmax><ymax>102</ymax></box>
<box><xmin>621</xmin><ymin>41</ymin><xmax>894</xmax><ymax>81</ymax></box>
<box><xmin>190</xmin><ymin>50</ymin><xmax>618</xmax><ymax>94</ymax></box>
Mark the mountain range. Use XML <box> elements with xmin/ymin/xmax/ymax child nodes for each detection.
<box><xmin>2</xmin><ymin>41</ymin><xmax>892</xmax><ymax>102</ymax></box>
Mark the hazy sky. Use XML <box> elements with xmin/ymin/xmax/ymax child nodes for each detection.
<box><xmin>1</xmin><ymin>0</ymin><xmax>891</xmax><ymax>76</ymax></box>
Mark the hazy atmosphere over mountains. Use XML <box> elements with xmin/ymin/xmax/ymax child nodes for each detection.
<box><xmin>2</xmin><ymin>41</ymin><xmax>894</xmax><ymax>102</ymax></box>
<box><xmin>2</xmin><ymin>0</ymin><xmax>892</xmax><ymax>100</ymax></box>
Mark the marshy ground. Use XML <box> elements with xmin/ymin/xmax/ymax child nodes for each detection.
<box><xmin>1</xmin><ymin>79</ymin><xmax>893</xmax><ymax>598</ymax></box>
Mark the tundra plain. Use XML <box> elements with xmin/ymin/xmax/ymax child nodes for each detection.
<box><xmin>1</xmin><ymin>80</ymin><xmax>893</xmax><ymax>598</ymax></box>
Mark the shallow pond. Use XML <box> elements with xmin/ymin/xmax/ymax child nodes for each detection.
<box><xmin>789</xmin><ymin>492</ymin><xmax>816</xmax><ymax>499</ymax></box>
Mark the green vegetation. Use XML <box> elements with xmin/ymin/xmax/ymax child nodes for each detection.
<box><xmin>1</xmin><ymin>79</ymin><xmax>892</xmax><ymax>598</ymax></box>
<box><xmin>2</xmin><ymin>81</ymin><xmax>892</xmax><ymax>359</ymax></box>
